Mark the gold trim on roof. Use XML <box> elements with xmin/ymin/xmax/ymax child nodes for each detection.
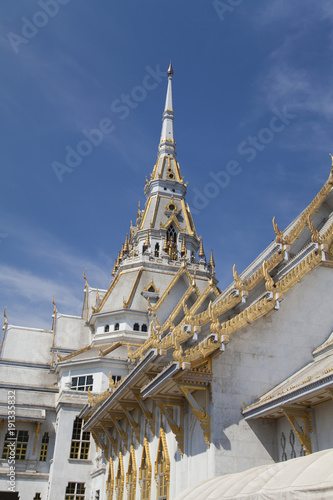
<box><xmin>144</xmin><ymin>278</ymin><xmax>160</xmax><ymax>294</ymax></box>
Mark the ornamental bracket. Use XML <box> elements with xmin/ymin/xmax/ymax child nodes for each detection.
<box><xmin>156</xmin><ymin>400</ymin><xmax>184</xmax><ymax>456</ymax></box>
<box><xmin>178</xmin><ymin>384</ymin><xmax>211</xmax><ymax>446</ymax></box>
<box><xmin>109</xmin><ymin>414</ymin><xmax>128</xmax><ymax>452</ymax></box>
<box><xmin>120</xmin><ymin>404</ymin><xmax>141</xmax><ymax>442</ymax></box>
<box><xmin>132</xmin><ymin>391</ymin><xmax>156</xmax><ymax>436</ymax></box>
<box><xmin>282</xmin><ymin>408</ymin><xmax>313</xmax><ymax>455</ymax></box>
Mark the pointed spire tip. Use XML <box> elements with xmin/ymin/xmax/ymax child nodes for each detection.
<box><xmin>167</xmin><ymin>61</ymin><xmax>174</xmax><ymax>77</ymax></box>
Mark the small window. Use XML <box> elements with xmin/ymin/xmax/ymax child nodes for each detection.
<box><xmin>114</xmin><ymin>323</ymin><xmax>120</xmax><ymax>331</ymax></box>
<box><xmin>65</xmin><ymin>482</ymin><xmax>85</xmax><ymax>500</ymax></box>
<box><xmin>71</xmin><ymin>375</ymin><xmax>93</xmax><ymax>392</ymax></box>
<box><xmin>34</xmin><ymin>495</ymin><xmax>41</xmax><ymax>500</ymax></box>
<box><xmin>39</xmin><ymin>432</ymin><xmax>49</xmax><ymax>461</ymax></box>
<box><xmin>112</xmin><ymin>375</ymin><xmax>122</xmax><ymax>384</ymax></box>
<box><xmin>155</xmin><ymin>243</ymin><xmax>160</xmax><ymax>257</ymax></box>
<box><xmin>133</xmin><ymin>323</ymin><xmax>140</xmax><ymax>331</ymax></box>
<box><xmin>104</xmin><ymin>325</ymin><xmax>110</xmax><ymax>333</ymax></box>
<box><xmin>141</xmin><ymin>324</ymin><xmax>147</xmax><ymax>332</ymax></box>
<box><xmin>95</xmin><ymin>491</ymin><xmax>100</xmax><ymax>500</ymax></box>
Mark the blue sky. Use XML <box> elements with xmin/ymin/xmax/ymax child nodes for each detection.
<box><xmin>1</xmin><ymin>0</ymin><xmax>333</xmax><ymax>329</ymax></box>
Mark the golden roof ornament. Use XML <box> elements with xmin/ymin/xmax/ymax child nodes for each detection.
<box><xmin>307</xmin><ymin>216</ymin><xmax>322</xmax><ymax>244</ymax></box>
<box><xmin>181</xmin><ymin>237</ymin><xmax>186</xmax><ymax>256</ymax></box>
<box><xmin>95</xmin><ymin>288</ymin><xmax>100</xmax><ymax>303</ymax></box>
<box><xmin>272</xmin><ymin>217</ymin><xmax>286</xmax><ymax>244</ymax></box>
<box><xmin>83</xmin><ymin>268</ymin><xmax>88</xmax><ymax>289</ymax></box>
<box><xmin>232</xmin><ymin>264</ymin><xmax>243</xmax><ymax>290</ymax></box>
<box><xmin>209</xmin><ymin>249</ymin><xmax>215</xmax><ymax>268</ymax></box>
<box><xmin>120</xmin><ymin>243</ymin><xmax>124</xmax><ymax>260</ymax></box>
<box><xmin>3</xmin><ymin>306</ymin><xmax>8</xmax><ymax>331</ymax></box>
<box><xmin>262</xmin><ymin>260</ymin><xmax>275</xmax><ymax>292</ymax></box>
<box><xmin>143</xmin><ymin>230</ymin><xmax>150</xmax><ymax>250</ymax></box>
<box><xmin>124</xmin><ymin>234</ymin><xmax>129</xmax><ymax>254</ymax></box>
<box><xmin>88</xmin><ymin>388</ymin><xmax>94</xmax><ymax>405</ymax></box>
<box><xmin>198</xmin><ymin>237</ymin><xmax>205</xmax><ymax>259</ymax></box>
<box><xmin>109</xmin><ymin>372</ymin><xmax>115</xmax><ymax>389</ymax></box>
<box><xmin>112</xmin><ymin>259</ymin><xmax>117</xmax><ymax>276</ymax></box>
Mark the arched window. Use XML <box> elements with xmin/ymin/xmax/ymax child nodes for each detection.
<box><xmin>126</xmin><ymin>445</ymin><xmax>137</xmax><ymax>500</ymax></box>
<box><xmin>133</xmin><ymin>323</ymin><xmax>140</xmax><ymax>331</ymax></box>
<box><xmin>104</xmin><ymin>325</ymin><xmax>110</xmax><ymax>333</ymax></box>
<box><xmin>155</xmin><ymin>427</ymin><xmax>170</xmax><ymax>500</ymax></box>
<box><xmin>167</xmin><ymin>225</ymin><xmax>177</xmax><ymax>243</ymax></box>
<box><xmin>106</xmin><ymin>457</ymin><xmax>114</xmax><ymax>500</ymax></box>
<box><xmin>115</xmin><ymin>453</ymin><xmax>124</xmax><ymax>500</ymax></box>
<box><xmin>114</xmin><ymin>323</ymin><xmax>119</xmax><ymax>331</ymax></box>
<box><xmin>155</xmin><ymin>243</ymin><xmax>160</xmax><ymax>257</ymax></box>
<box><xmin>141</xmin><ymin>324</ymin><xmax>148</xmax><ymax>332</ymax></box>
<box><xmin>140</xmin><ymin>437</ymin><xmax>152</xmax><ymax>500</ymax></box>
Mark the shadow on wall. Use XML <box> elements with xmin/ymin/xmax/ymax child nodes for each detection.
<box><xmin>246</xmin><ymin>417</ymin><xmax>278</xmax><ymax>462</ymax></box>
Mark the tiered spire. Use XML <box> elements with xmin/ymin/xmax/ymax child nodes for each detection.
<box><xmin>158</xmin><ymin>62</ymin><xmax>176</xmax><ymax>158</ymax></box>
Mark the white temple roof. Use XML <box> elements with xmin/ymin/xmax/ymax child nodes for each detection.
<box><xmin>176</xmin><ymin>449</ymin><xmax>333</xmax><ymax>500</ymax></box>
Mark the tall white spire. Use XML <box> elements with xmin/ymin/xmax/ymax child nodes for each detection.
<box><xmin>158</xmin><ymin>62</ymin><xmax>176</xmax><ymax>158</ymax></box>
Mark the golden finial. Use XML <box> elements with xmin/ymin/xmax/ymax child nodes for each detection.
<box><xmin>120</xmin><ymin>243</ymin><xmax>124</xmax><ymax>260</ymax></box>
<box><xmin>130</xmin><ymin>220</ymin><xmax>134</xmax><ymax>237</ymax></box>
<box><xmin>123</xmin><ymin>297</ymin><xmax>128</xmax><ymax>309</ymax></box>
<box><xmin>147</xmin><ymin>297</ymin><xmax>153</xmax><ymax>314</ymax></box>
<box><xmin>124</xmin><ymin>234</ymin><xmax>129</xmax><ymax>254</ymax></box>
<box><xmin>209</xmin><ymin>249</ymin><xmax>215</xmax><ymax>268</ymax></box>
<box><xmin>272</xmin><ymin>217</ymin><xmax>285</xmax><ymax>244</ymax></box>
<box><xmin>198</xmin><ymin>237</ymin><xmax>205</xmax><ymax>259</ymax></box>
<box><xmin>83</xmin><ymin>268</ymin><xmax>88</xmax><ymax>288</ymax></box>
<box><xmin>109</xmin><ymin>372</ymin><xmax>115</xmax><ymax>389</ymax></box>
<box><xmin>116</xmin><ymin>251</ymin><xmax>121</xmax><ymax>267</ymax></box>
<box><xmin>262</xmin><ymin>261</ymin><xmax>275</xmax><ymax>292</ymax></box>
<box><xmin>232</xmin><ymin>264</ymin><xmax>243</xmax><ymax>290</ymax></box>
<box><xmin>96</xmin><ymin>288</ymin><xmax>100</xmax><ymax>303</ymax></box>
<box><xmin>181</xmin><ymin>237</ymin><xmax>186</xmax><ymax>256</ymax></box>
<box><xmin>137</xmin><ymin>201</ymin><xmax>141</xmax><ymax>219</ymax></box>
<box><xmin>163</xmin><ymin>232</ymin><xmax>168</xmax><ymax>252</ymax></box>
<box><xmin>143</xmin><ymin>230</ymin><xmax>150</xmax><ymax>249</ymax></box>
<box><xmin>167</xmin><ymin>61</ymin><xmax>174</xmax><ymax>77</ymax></box>
<box><xmin>307</xmin><ymin>216</ymin><xmax>322</xmax><ymax>244</ymax></box>
<box><xmin>192</xmin><ymin>269</ymin><xmax>196</xmax><ymax>288</ymax></box>
<box><xmin>145</xmin><ymin>176</ymin><xmax>148</xmax><ymax>185</ymax></box>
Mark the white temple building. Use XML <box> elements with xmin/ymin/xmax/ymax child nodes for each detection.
<box><xmin>1</xmin><ymin>63</ymin><xmax>333</xmax><ymax>500</ymax></box>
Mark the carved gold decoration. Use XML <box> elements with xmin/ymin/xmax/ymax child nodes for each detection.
<box><xmin>283</xmin><ymin>409</ymin><xmax>313</xmax><ymax>455</ymax></box>
<box><xmin>232</xmin><ymin>264</ymin><xmax>243</xmax><ymax>290</ymax></box>
<box><xmin>110</xmin><ymin>415</ymin><xmax>128</xmax><ymax>451</ymax></box>
<box><xmin>178</xmin><ymin>385</ymin><xmax>211</xmax><ymax>446</ymax></box>
<box><xmin>209</xmin><ymin>249</ymin><xmax>215</xmax><ymax>268</ymax></box>
<box><xmin>139</xmin><ymin>436</ymin><xmax>152</xmax><ymax>494</ymax></box>
<box><xmin>308</xmin><ymin>216</ymin><xmax>322</xmax><ymax>244</ymax></box>
<box><xmin>181</xmin><ymin>237</ymin><xmax>186</xmax><ymax>256</ymax></box>
<box><xmin>109</xmin><ymin>372</ymin><xmax>115</xmax><ymax>389</ymax></box>
<box><xmin>154</xmin><ymin>427</ymin><xmax>170</xmax><ymax>493</ymax></box>
<box><xmin>243</xmin><ymin>251</ymin><xmax>284</xmax><ymax>291</ymax></box>
<box><xmin>198</xmin><ymin>237</ymin><xmax>205</xmax><ymax>259</ymax></box>
<box><xmin>150</xmin><ymin>195</ymin><xmax>160</xmax><ymax>229</ymax></box>
<box><xmin>116</xmin><ymin>451</ymin><xmax>125</xmax><ymax>497</ymax></box>
<box><xmin>157</xmin><ymin>401</ymin><xmax>184</xmax><ymax>455</ymax></box>
<box><xmin>163</xmin><ymin>232</ymin><xmax>168</xmax><ymax>252</ymax></box>
<box><xmin>106</xmin><ymin>457</ymin><xmax>114</xmax><ymax>500</ymax></box>
<box><xmin>160</xmin><ymin>211</ymin><xmax>182</xmax><ymax>232</ymax></box>
<box><xmin>124</xmin><ymin>234</ymin><xmax>129</xmax><ymax>254</ymax></box>
<box><xmin>144</xmin><ymin>278</ymin><xmax>160</xmax><ymax>294</ymax></box>
<box><xmin>262</xmin><ymin>260</ymin><xmax>275</xmax><ymax>292</ymax></box>
<box><xmin>121</xmin><ymin>404</ymin><xmax>141</xmax><ymax>442</ymax></box>
<box><xmin>126</xmin><ymin>444</ymin><xmax>137</xmax><ymax>495</ymax></box>
<box><xmin>272</xmin><ymin>216</ymin><xmax>286</xmax><ymax>244</ymax></box>
<box><xmin>275</xmin><ymin>249</ymin><xmax>323</xmax><ymax>294</ymax></box>
<box><xmin>133</xmin><ymin>391</ymin><xmax>156</xmax><ymax>436</ymax></box>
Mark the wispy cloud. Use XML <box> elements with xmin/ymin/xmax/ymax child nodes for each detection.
<box><xmin>0</xmin><ymin>214</ymin><xmax>112</xmax><ymax>329</ymax></box>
